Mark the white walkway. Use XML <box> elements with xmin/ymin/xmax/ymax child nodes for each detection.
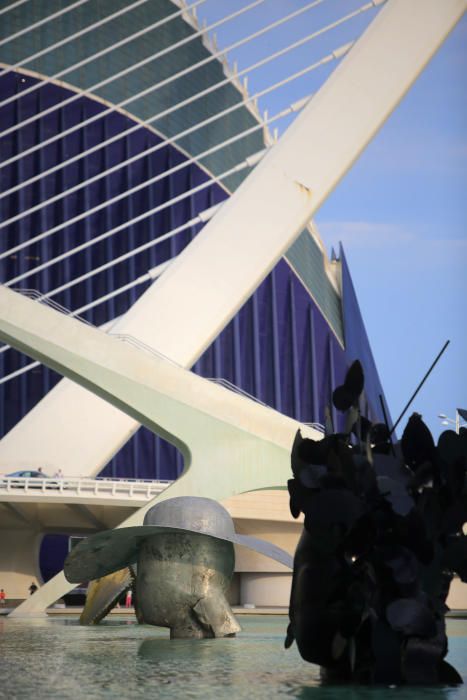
<box><xmin>0</xmin><ymin>476</ymin><xmax>171</xmax><ymax>507</ymax></box>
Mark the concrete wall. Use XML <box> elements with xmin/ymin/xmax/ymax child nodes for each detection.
<box><xmin>239</xmin><ymin>573</ymin><xmax>292</xmax><ymax>607</ymax></box>
<box><xmin>0</xmin><ymin>529</ymin><xmax>42</xmax><ymax>599</ymax></box>
<box><xmin>447</xmin><ymin>578</ymin><xmax>467</xmax><ymax>612</ymax></box>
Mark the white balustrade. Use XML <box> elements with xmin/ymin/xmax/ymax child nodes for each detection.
<box><xmin>0</xmin><ymin>475</ymin><xmax>172</xmax><ymax>500</ymax></box>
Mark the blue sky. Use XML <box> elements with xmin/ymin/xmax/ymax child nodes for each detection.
<box><xmin>316</xmin><ymin>12</ymin><xmax>467</xmax><ymax>440</ymax></box>
<box><xmin>196</xmin><ymin>1</ymin><xmax>466</xmax><ymax>440</ymax></box>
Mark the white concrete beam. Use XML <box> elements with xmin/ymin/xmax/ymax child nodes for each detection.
<box><xmin>1</xmin><ymin>0</ymin><xmax>464</xmax><ymax>478</ymax></box>
<box><xmin>0</xmin><ymin>285</ymin><xmax>317</xmax><ymax>612</ymax></box>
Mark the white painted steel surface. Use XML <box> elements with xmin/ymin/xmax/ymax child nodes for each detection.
<box><xmin>1</xmin><ymin>0</ymin><xmax>464</xmax><ymax>480</ymax></box>
<box><xmin>0</xmin><ymin>285</ymin><xmax>320</xmax><ymax>613</ymax></box>
<box><xmin>1</xmin><ymin>0</ymin><xmax>465</xmax><ymax>613</ymax></box>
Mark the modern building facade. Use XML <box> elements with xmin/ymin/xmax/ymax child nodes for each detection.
<box><xmin>0</xmin><ymin>0</ymin><xmax>393</xmax><ymax>604</ymax></box>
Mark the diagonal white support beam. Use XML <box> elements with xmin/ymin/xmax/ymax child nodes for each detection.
<box><xmin>0</xmin><ymin>0</ymin><xmax>464</xmax><ymax>481</ymax></box>
<box><xmin>0</xmin><ymin>286</ymin><xmax>314</xmax><ymax>491</ymax></box>
<box><xmin>2</xmin><ymin>0</ymin><xmax>466</xmax><ymax>615</ymax></box>
<box><xmin>0</xmin><ymin>286</ymin><xmax>316</xmax><ymax>613</ymax></box>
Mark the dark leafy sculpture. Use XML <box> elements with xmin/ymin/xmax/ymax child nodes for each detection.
<box><xmin>286</xmin><ymin>360</ymin><xmax>467</xmax><ymax>684</ymax></box>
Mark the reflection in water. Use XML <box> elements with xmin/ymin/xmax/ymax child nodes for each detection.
<box><xmin>138</xmin><ymin>637</ymin><xmax>237</xmax><ymax>689</ymax></box>
<box><xmin>0</xmin><ymin>615</ymin><xmax>466</xmax><ymax>699</ymax></box>
<box><xmin>295</xmin><ymin>683</ymin><xmax>452</xmax><ymax>700</ymax></box>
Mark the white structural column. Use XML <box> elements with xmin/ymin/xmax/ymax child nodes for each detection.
<box><xmin>0</xmin><ymin>288</ymin><xmax>314</xmax><ymax>496</ymax></box>
<box><xmin>0</xmin><ymin>0</ymin><xmax>464</xmax><ymax>478</ymax></box>
<box><xmin>0</xmin><ymin>287</ymin><xmax>319</xmax><ymax>613</ymax></box>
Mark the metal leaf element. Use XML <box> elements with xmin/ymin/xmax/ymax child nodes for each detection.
<box><xmin>332</xmin><ymin>361</ymin><xmax>364</xmax><ymax>412</ymax></box>
<box><xmin>371</xmin><ymin>617</ymin><xmax>403</xmax><ymax>684</ymax></box>
<box><xmin>372</xmin><ymin>453</ymin><xmax>410</xmax><ymax>484</ymax></box>
<box><xmin>287</xmin><ymin>478</ymin><xmax>301</xmax><ymax>519</ymax></box>
<box><xmin>291</xmin><ymin>429</ymin><xmax>307</xmax><ymax>477</ymax></box>
<box><xmin>359</xmin><ymin>415</ymin><xmax>372</xmax><ymax>443</ymax></box>
<box><xmin>401</xmin><ymin>413</ymin><xmax>435</xmax><ymax>468</ymax></box>
<box><xmin>383</xmin><ymin>546</ymin><xmax>419</xmax><ymax>585</ymax></box>
<box><xmin>402</xmin><ymin>635</ymin><xmax>444</xmax><ymax>684</ymax></box>
<box><xmin>344</xmin><ymin>360</ymin><xmax>364</xmax><ymax>399</ymax></box>
<box><xmin>369</xmin><ymin>423</ymin><xmax>391</xmax><ymax>451</ymax></box>
<box><xmin>332</xmin><ymin>385</ymin><xmax>353</xmax><ymax>412</ymax></box>
<box><xmin>299</xmin><ymin>464</ymin><xmax>327</xmax><ymax>488</ymax></box>
<box><xmin>331</xmin><ymin>631</ymin><xmax>347</xmax><ymax>660</ymax></box>
<box><xmin>377</xmin><ymin>476</ymin><xmax>414</xmax><ymax>516</ymax></box>
<box><xmin>344</xmin><ymin>405</ymin><xmax>360</xmax><ymax>435</ymax></box>
<box><xmin>439</xmin><ymin>660</ymin><xmax>464</xmax><ymax>685</ymax></box>
<box><xmin>386</xmin><ymin>598</ymin><xmax>436</xmax><ymax>637</ymax></box>
<box><xmin>284</xmin><ymin>622</ymin><xmax>294</xmax><ymax>649</ymax></box>
<box><xmin>288</xmin><ymin>356</ymin><xmax>465</xmax><ymax>684</ymax></box>
<box><xmin>438</xmin><ymin>429</ymin><xmax>464</xmax><ymax>465</ymax></box>
<box><xmin>297</xmin><ymin>435</ymin><xmax>329</xmax><ymax>465</ymax></box>
<box><xmin>304</xmin><ymin>489</ymin><xmax>363</xmax><ymax>530</ymax></box>
<box><xmin>408</xmin><ymin>460</ymin><xmax>434</xmax><ymax>490</ymax></box>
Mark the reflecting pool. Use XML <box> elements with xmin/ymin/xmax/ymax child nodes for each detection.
<box><xmin>1</xmin><ymin>615</ymin><xmax>467</xmax><ymax>699</ymax></box>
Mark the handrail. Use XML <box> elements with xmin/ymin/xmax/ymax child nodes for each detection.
<box><xmin>206</xmin><ymin>379</ymin><xmax>326</xmax><ymax>437</ymax></box>
<box><xmin>303</xmin><ymin>422</ymin><xmax>326</xmax><ymax>434</ymax></box>
<box><xmin>0</xmin><ymin>475</ymin><xmax>172</xmax><ymax>498</ymax></box>
<box><xmin>13</xmin><ymin>289</ymin><xmax>95</xmax><ymax>328</ymax></box>
<box><xmin>109</xmin><ymin>333</ymin><xmax>183</xmax><ymax>368</ymax></box>
<box><xmin>205</xmin><ymin>377</ymin><xmax>270</xmax><ymax>408</ymax></box>
<box><xmin>2</xmin><ymin>290</ymin><xmax>326</xmax><ymax>437</ymax></box>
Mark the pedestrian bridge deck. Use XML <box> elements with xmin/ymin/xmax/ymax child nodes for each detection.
<box><xmin>0</xmin><ymin>477</ymin><xmax>173</xmax><ymax>532</ymax></box>
<box><xmin>0</xmin><ymin>475</ymin><xmax>171</xmax><ymax>505</ymax></box>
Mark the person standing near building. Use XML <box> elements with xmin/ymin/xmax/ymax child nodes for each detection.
<box><xmin>0</xmin><ymin>589</ymin><xmax>5</xmax><ymax>605</ymax></box>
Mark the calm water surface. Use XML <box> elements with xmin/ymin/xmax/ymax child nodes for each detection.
<box><xmin>0</xmin><ymin>615</ymin><xmax>466</xmax><ymax>699</ymax></box>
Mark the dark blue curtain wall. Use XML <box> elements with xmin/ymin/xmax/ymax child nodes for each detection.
<box><xmin>340</xmin><ymin>244</ymin><xmax>391</xmax><ymax>425</ymax></box>
<box><xmin>0</xmin><ymin>72</ymin><xmax>388</xmax><ymax>481</ymax></box>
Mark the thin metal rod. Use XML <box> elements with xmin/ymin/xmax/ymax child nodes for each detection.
<box><xmin>0</xmin><ymin>0</ymin><xmax>31</xmax><ymax>18</ymax></box>
<box><xmin>0</xmin><ymin>259</ymin><xmax>159</xmax><ymax>380</ymax></box>
<box><xmin>0</xmin><ymin>0</ymin><xmax>336</xmax><ymax>168</ymax></box>
<box><xmin>1</xmin><ymin>43</ymin><xmax>350</xmax><ymax>228</ymax></box>
<box><xmin>0</xmin><ymin>147</ymin><xmax>269</xmax><ymax>361</ymax></box>
<box><xmin>378</xmin><ymin>393</ymin><xmax>395</xmax><ymax>454</ymax></box>
<box><xmin>390</xmin><ymin>340</ymin><xmax>450</xmax><ymax>436</ymax></box>
<box><xmin>0</xmin><ymin>0</ymin><xmax>206</xmax><ymax>107</ymax></box>
<box><xmin>1</xmin><ymin>0</ymin><xmax>268</xmax><ymax>137</ymax></box>
<box><xmin>0</xmin><ymin>141</ymin><xmax>268</xmax><ymax>310</ymax></box>
<box><xmin>1</xmin><ymin>94</ymin><xmax>306</xmax><ymax>267</ymax></box>
<box><xmin>0</xmin><ymin>205</ymin><xmax>225</xmax><ymax>369</ymax></box>
<box><xmin>2</xmin><ymin>108</ymin><xmax>280</xmax><ymax>284</ymax></box>
<box><xmin>0</xmin><ymin>25</ymin><xmax>350</xmax><ymax>201</ymax></box>
<box><xmin>38</xmin><ymin>202</ymin><xmax>223</xmax><ymax>304</ymax></box>
<box><xmin>0</xmin><ymin>0</ymin><xmax>174</xmax><ymax>86</ymax></box>
<box><xmin>0</xmin><ymin>0</ymin><xmax>92</xmax><ymax>48</ymax></box>
<box><xmin>0</xmin><ymin>206</ymin><xmax>210</xmax><ymax>360</ymax></box>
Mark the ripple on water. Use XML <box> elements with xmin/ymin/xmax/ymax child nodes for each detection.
<box><xmin>1</xmin><ymin>616</ymin><xmax>467</xmax><ymax>699</ymax></box>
